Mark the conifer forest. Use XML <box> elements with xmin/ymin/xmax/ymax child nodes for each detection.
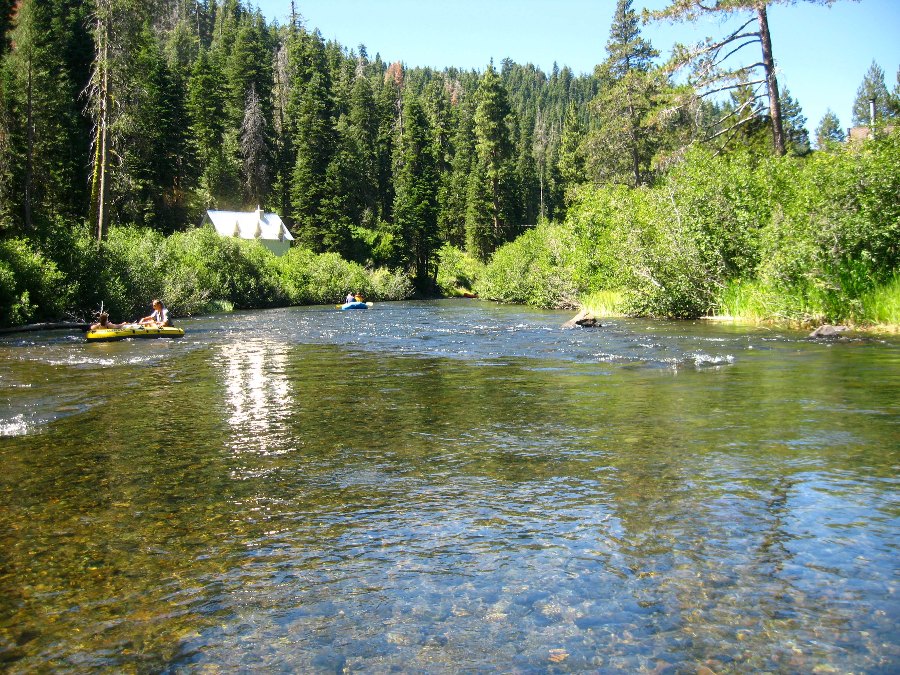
<box><xmin>0</xmin><ymin>0</ymin><xmax>898</xmax><ymax>328</ymax></box>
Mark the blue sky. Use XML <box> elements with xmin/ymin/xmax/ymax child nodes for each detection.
<box><xmin>252</xmin><ymin>0</ymin><xmax>899</xmax><ymax>134</ymax></box>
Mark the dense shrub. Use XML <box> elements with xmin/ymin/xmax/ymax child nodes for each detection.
<box><xmin>0</xmin><ymin>238</ymin><xmax>67</xmax><ymax>325</ymax></box>
<box><xmin>435</xmin><ymin>244</ymin><xmax>483</xmax><ymax>296</ymax></box>
<box><xmin>565</xmin><ymin>132</ymin><xmax>900</xmax><ymax>323</ymax></box>
<box><xmin>0</xmin><ymin>222</ymin><xmax>416</xmax><ymax>327</ymax></box>
<box><xmin>568</xmin><ymin>179</ymin><xmax>723</xmax><ymax>318</ymax></box>
<box><xmin>477</xmin><ymin>224</ymin><xmax>579</xmax><ymax>308</ymax></box>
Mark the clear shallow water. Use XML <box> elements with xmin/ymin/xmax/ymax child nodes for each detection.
<box><xmin>0</xmin><ymin>300</ymin><xmax>898</xmax><ymax>673</ymax></box>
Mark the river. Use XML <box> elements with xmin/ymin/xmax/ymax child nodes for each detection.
<box><xmin>1</xmin><ymin>300</ymin><xmax>898</xmax><ymax>673</ymax></box>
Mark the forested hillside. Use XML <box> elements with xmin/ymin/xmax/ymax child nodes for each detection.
<box><xmin>1</xmin><ymin>0</ymin><xmax>898</xmax><ymax>328</ymax></box>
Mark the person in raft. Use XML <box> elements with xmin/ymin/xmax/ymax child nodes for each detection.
<box><xmin>90</xmin><ymin>312</ymin><xmax>126</xmax><ymax>331</ymax></box>
<box><xmin>138</xmin><ymin>299</ymin><xmax>172</xmax><ymax>327</ymax></box>
<box><xmin>345</xmin><ymin>292</ymin><xmax>356</xmax><ymax>304</ymax></box>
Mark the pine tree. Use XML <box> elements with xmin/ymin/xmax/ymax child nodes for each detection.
<box><xmin>557</xmin><ymin>103</ymin><xmax>586</xmax><ymax>189</ymax></box>
<box><xmin>287</xmin><ymin>29</ymin><xmax>336</xmax><ymax>251</ymax></box>
<box><xmin>467</xmin><ymin>63</ymin><xmax>516</xmax><ymax>260</ymax></box>
<box><xmin>647</xmin><ymin>1</ymin><xmax>843</xmax><ymax>156</ymax></box>
<box><xmin>187</xmin><ymin>47</ymin><xmax>229</xmax><ymax>205</ymax></box>
<box><xmin>6</xmin><ymin>0</ymin><xmax>92</xmax><ymax>232</ymax></box>
<box><xmin>240</xmin><ymin>84</ymin><xmax>270</xmax><ymax>206</ymax></box>
<box><xmin>515</xmin><ymin>112</ymin><xmax>539</xmax><ymax>226</ymax></box>
<box><xmin>393</xmin><ymin>94</ymin><xmax>439</xmax><ymax>288</ymax></box>
<box><xmin>588</xmin><ymin>0</ymin><xmax>662</xmax><ymax>187</ymax></box>
<box><xmin>346</xmin><ymin>64</ymin><xmax>380</xmax><ymax>229</ymax></box>
<box><xmin>444</xmin><ymin>98</ymin><xmax>475</xmax><ymax>247</ymax></box>
<box><xmin>0</xmin><ymin>0</ymin><xmax>15</xmax><ymax>55</ymax></box>
<box><xmin>815</xmin><ymin>109</ymin><xmax>845</xmax><ymax>148</ymax></box>
<box><xmin>117</xmin><ymin>24</ymin><xmax>192</xmax><ymax>232</ymax></box>
<box><xmin>780</xmin><ymin>87</ymin><xmax>809</xmax><ymax>156</ymax></box>
<box><xmin>891</xmin><ymin>67</ymin><xmax>900</xmax><ymax>117</ymax></box>
<box><xmin>852</xmin><ymin>61</ymin><xmax>894</xmax><ymax>126</ymax></box>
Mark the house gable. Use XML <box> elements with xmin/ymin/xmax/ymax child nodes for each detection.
<box><xmin>203</xmin><ymin>208</ymin><xmax>294</xmax><ymax>256</ymax></box>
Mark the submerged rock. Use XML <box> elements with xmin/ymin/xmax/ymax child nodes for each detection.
<box><xmin>562</xmin><ymin>310</ymin><xmax>600</xmax><ymax>329</ymax></box>
<box><xmin>808</xmin><ymin>324</ymin><xmax>850</xmax><ymax>338</ymax></box>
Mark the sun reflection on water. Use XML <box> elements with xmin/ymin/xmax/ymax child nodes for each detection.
<box><xmin>219</xmin><ymin>339</ymin><xmax>293</xmax><ymax>457</ymax></box>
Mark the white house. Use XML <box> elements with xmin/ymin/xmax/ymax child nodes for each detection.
<box><xmin>202</xmin><ymin>207</ymin><xmax>294</xmax><ymax>256</ymax></box>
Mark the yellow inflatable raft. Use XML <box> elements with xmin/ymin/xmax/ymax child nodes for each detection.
<box><xmin>85</xmin><ymin>324</ymin><xmax>185</xmax><ymax>342</ymax></box>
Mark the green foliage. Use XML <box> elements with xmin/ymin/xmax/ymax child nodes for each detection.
<box><xmin>0</xmin><ymin>216</ymin><xmax>416</xmax><ymax>327</ymax></box>
<box><xmin>563</xmin><ymin>132</ymin><xmax>900</xmax><ymax>323</ymax></box>
<box><xmin>852</xmin><ymin>60</ymin><xmax>895</xmax><ymax>126</ymax></box>
<box><xmin>859</xmin><ymin>273</ymin><xmax>900</xmax><ymax>326</ymax></box>
<box><xmin>753</xmin><ymin>132</ymin><xmax>900</xmax><ymax>323</ymax></box>
<box><xmin>393</xmin><ymin>94</ymin><xmax>439</xmax><ymax>288</ymax></box>
<box><xmin>815</xmin><ymin>109</ymin><xmax>845</xmax><ymax>149</ymax></box>
<box><xmin>162</xmin><ymin>226</ymin><xmax>283</xmax><ymax>313</ymax></box>
<box><xmin>435</xmin><ymin>244</ymin><xmax>483</xmax><ymax>296</ymax></box>
<box><xmin>477</xmin><ymin>224</ymin><xmax>579</xmax><ymax>309</ymax></box>
<box><xmin>0</xmin><ymin>238</ymin><xmax>67</xmax><ymax>325</ymax></box>
<box><xmin>272</xmin><ymin>247</ymin><xmax>411</xmax><ymax>305</ymax></box>
<box><xmin>579</xmin><ymin>290</ymin><xmax>626</xmax><ymax>317</ymax></box>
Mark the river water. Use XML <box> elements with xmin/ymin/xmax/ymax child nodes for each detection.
<box><xmin>1</xmin><ymin>300</ymin><xmax>897</xmax><ymax>673</ymax></box>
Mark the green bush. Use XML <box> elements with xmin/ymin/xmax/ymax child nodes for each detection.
<box><xmin>100</xmin><ymin>226</ymin><xmax>168</xmax><ymax>319</ymax></box>
<box><xmin>564</xmin><ymin>133</ymin><xmax>900</xmax><ymax>323</ymax></box>
<box><xmin>0</xmin><ymin>238</ymin><xmax>67</xmax><ymax>326</ymax></box>
<box><xmin>567</xmin><ymin>179</ymin><xmax>723</xmax><ymax>318</ymax></box>
<box><xmin>272</xmin><ymin>247</ymin><xmax>413</xmax><ymax>305</ymax></box>
<box><xmin>435</xmin><ymin>244</ymin><xmax>483</xmax><ymax>296</ymax></box>
<box><xmin>754</xmin><ymin>132</ymin><xmax>900</xmax><ymax>323</ymax></box>
<box><xmin>367</xmin><ymin>266</ymin><xmax>414</xmax><ymax>301</ymax></box>
<box><xmin>477</xmin><ymin>224</ymin><xmax>579</xmax><ymax>309</ymax></box>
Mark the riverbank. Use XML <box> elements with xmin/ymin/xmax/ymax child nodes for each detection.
<box><xmin>578</xmin><ymin>290</ymin><xmax>900</xmax><ymax>335</ymax></box>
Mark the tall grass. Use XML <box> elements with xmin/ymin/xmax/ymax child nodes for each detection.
<box><xmin>579</xmin><ymin>290</ymin><xmax>626</xmax><ymax>317</ymax></box>
<box><xmin>860</xmin><ymin>273</ymin><xmax>900</xmax><ymax>327</ymax></box>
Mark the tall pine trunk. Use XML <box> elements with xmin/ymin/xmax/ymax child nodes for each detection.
<box><xmin>757</xmin><ymin>4</ymin><xmax>785</xmax><ymax>156</ymax></box>
<box><xmin>24</xmin><ymin>55</ymin><xmax>32</xmax><ymax>230</ymax></box>
<box><xmin>88</xmin><ymin>16</ymin><xmax>110</xmax><ymax>242</ymax></box>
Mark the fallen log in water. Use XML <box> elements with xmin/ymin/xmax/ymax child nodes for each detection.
<box><xmin>0</xmin><ymin>322</ymin><xmax>90</xmax><ymax>335</ymax></box>
<box><xmin>562</xmin><ymin>310</ymin><xmax>599</xmax><ymax>329</ymax></box>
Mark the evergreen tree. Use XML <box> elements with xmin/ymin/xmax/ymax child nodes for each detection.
<box><xmin>187</xmin><ymin>47</ymin><xmax>230</xmax><ymax>206</ymax></box>
<box><xmin>346</xmin><ymin>62</ymin><xmax>380</xmax><ymax>229</ymax></box>
<box><xmin>117</xmin><ymin>24</ymin><xmax>192</xmax><ymax>232</ymax></box>
<box><xmin>239</xmin><ymin>84</ymin><xmax>270</xmax><ymax>206</ymax></box>
<box><xmin>717</xmin><ymin>79</ymin><xmax>771</xmax><ymax>155</ymax></box>
<box><xmin>467</xmin><ymin>63</ymin><xmax>516</xmax><ymax>260</ymax></box>
<box><xmin>5</xmin><ymin>0</ymin><xmax>92</xmax><ymax>232</ymax></box>
<box><xmin>557</xmin><ymin>103</ymin><xmax>586</xmax><ymax>191</ymax></box>
<box><xmin>815</xmin><ymin>109</ymin><xmax>845</xmax><ymax>148</ymax></box>
<box><xmin>465</xmin><ymin>160</ymin><xmax>494</xmax><ymax>261</ymax></box>
<box><xmin>890</xmin><ymin>67</ymin><xmax>900</xmax><ymax>117</ymax></box>
<box><xmin>852</xmin><ymin>61</ymin><xmax>894</xmax><ymax>126</ymax></box>
<box><xmin>0</xmin><ymin>0</ymin><xmax>13</xmax><ymax>55</ymax></box>
<box><xmin>780</xmin><ymin>87</ymin><xmax>810</xmax><ymax>156</ymax></box>
<box><xmin>287</xmin><ymin>29</ymin><xmax>336</xmax><ymax>251</ymax></box>
<box><xmin>648</xmin><ymin>1</ymin><xmax>843</xmax><ymax>156</ymax></box>
<box><xmin>393</xmin><ymin>94</ymin><xmax>439</xmax><ymax>288</ymax></box>
<box><xmin>0</xmin><ymin>71</ymin><xmax>11</xmax><ymax>230</ymax></box>
<box><xmin>515</xmin><ymin>111</ymin><xmax>540</xmax><ymax>226</ymax></box>
<box><xmin>444</xmin><ymin>98</ymin><xmax>475</xmax><ymax>247</ymax></box>
<box><xmin>588</xmin><ymin>0</ymin><xmax>661</xmax><ymax>187</ymax></box>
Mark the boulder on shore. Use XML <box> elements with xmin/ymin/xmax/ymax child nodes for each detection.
<box><xmin>808</xmin><ymin>324</ymin><xmax>850</xmax><ymax>338</ymax></box>
<box><xmin>562</xmin><ymin>310</ymin><xmax>599</xmax><ymax>329</ymax></box>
